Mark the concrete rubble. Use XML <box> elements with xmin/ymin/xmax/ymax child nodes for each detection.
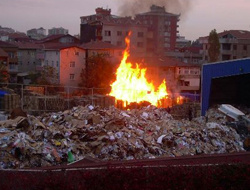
<box><xmin>0</xmin><ymin>105</ymin><xmax>246</xmax><ymax>169</ymax></box>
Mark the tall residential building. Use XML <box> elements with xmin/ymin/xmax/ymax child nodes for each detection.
<box><xmin>135</xmin><ymin>5</ymin><xmax>180</xmax><ymax>56</ymax></box>
<box><xmin>199</xmin><ymin>30</ymin><xmax>250</xmax><ymax>63</ymax></box>
<box><xmin>80</xmin><ymin>5</ymin><xmax>180</xmax><ymax>57</ymax></box>
<box><xmin>80</xmin><ymin>7</ymin><xmax>148</xmax><ymax>57</ymax></box>
<box><xmin>48</xmin><ymin>27</ymin><xmax>69</xmax><ymax>36</ymax></box>
<box><xmin>27</xmin><ymin>27</ymin><xmax>46</xmax><ymax>40</ymax></box>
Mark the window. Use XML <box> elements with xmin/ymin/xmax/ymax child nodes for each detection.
<box><xmin>27</xmin><ymin>61</ymin><xmax>30</xmax><ymax>65</ymax></box>
<box><xmin>52</xmin><ymin>61</ymin><xmax>54</xmax><ymax>67</ymax></box>
<box><xmin>70</xmin><ymin>61</ymin><xmax>75</xmax><ymax>67</ymax></box>
<box><xmin>104</xmin><ymin>30</ymin><xmax>111</xmax><ymax>36</ymax></box>
<box><xmin>104</xmin><ymin>41</ymin><xmax>111</xmax><ymax>44</ymax></box>
<box><xmin>56</xmin><ymin>61</ymin><xmax>59</xmax><ymax>67</ymax></box>
<box><xmin>75</xmin><ymin>52</ymin><xmax>79</xmax><ymax>56</ymax></box>
<box><xmin>8</xmin><ymin>52</ymin><xmax>15</xmax><ymax>58</ymax></box>
<box><xmin>46</xmin><ymin>60</ymin><xmax>48</xmax><ymax>66</ymax></box>
<box><xmin>117</xmin><ymin>41</ymin><xmax>122</xmax><ymax>46</ymax></box>
<box><xmin>33</xmin><ymin>62</ymin><xmax>36</xmax><ymax>65</ymax></box>
<box><xmin>138</xmin><ymin>32</ymin><xmax>144</xmax><ymax>37</ymax></box>
<box><xmin>184</xmin><ymin>69</ymin><xmax>189</xmax><ymax>74</ymax></box>
<box><xmin>233</xmin><ymin>45</ymin><xmax>237</xmax><ymax>50</ymax></box>
<box><xmin>137</xmin><ymin>42</ymin><xmax>144</xmax><ymax>48</ymax></box>
<box><xmin>117</xmin><ymin>31</ymin><xmax>122</xmax><ymax>36</ymax></box>
<box><xmin>70</xmin><ymin>74</ymin><xmax>75</xmax><ymax>80</ymax></box>
<box><xmin>243</xmin><ymin>45</ymin><xmax>247</xmax><ymax>51</ymax></box>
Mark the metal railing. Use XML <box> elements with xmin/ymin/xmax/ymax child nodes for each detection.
<box><xmin>0</xmin><ymin>83</ymin><xmax>200</xmax><ymax>115</ymax></box>
<box><xmin>0</xmin><ymin>83</ymin><xmax>114</xmax><ymax>115</ymax></box>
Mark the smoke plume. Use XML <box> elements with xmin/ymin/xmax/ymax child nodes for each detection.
<box><xmin>118</xmin><ymin>0</ymin><xmax>193</xmax><ymax>17</ymax></box>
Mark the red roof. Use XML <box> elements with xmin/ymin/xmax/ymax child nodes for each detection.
<box><xmin>199</xmin><ymin>30</ymin><xmax>250</xmax><ymax>40</ymax></box>
<box><xmin>12</xmin><ymin>42</ymin><xmax>43</xmax><ymax>49</ymax></box>
<box><xmin>0</xmin><ymin>40</ymin><xmax>18</xmax><ymax>48</ymax></box>
<box><xmin>42</xmin><ymin>43</ymin><xmax>83</xmax><ymax>50</ymax></box>
<box><xmin>38</xmin><ymin>34</ymin><xmax>80</xmax><ymax>43</ymax></box>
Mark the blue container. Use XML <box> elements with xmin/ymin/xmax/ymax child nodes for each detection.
<box><xmin>201</xmin><ymin>58</ymin><xmax>250</xmax><ymax>116</ymax></box>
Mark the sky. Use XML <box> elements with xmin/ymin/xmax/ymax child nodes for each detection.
<box><xmin>0</xmin><ymin>0</ymin><xmax>250</xmax><ymax>41</ymax></box>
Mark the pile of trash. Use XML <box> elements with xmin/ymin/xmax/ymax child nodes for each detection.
<box><xmin>0</xmin><ymin>105</ymin><xmax>245</xmax><ymax>169</ymax></box>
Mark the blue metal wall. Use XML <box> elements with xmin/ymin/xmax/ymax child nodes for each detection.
<box><xmin>201</xmin><ymin>58</ymin><xmax>250</xmax><ymax>116</ymax></box>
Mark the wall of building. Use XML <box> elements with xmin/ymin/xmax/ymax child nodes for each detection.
<box><xmin>60</xmin><ymin>47</ymin><xmax>86</xmax><ymax>87</ymax></box>
<box><xmin>200</xmin><ymin>38</ymin><xmax>250</xmax><ymax>63</ymax></box>
<box><xmin>17</xmin><ymin>49</ymin><xmax>37</xmax><ymax>72</ymax></box>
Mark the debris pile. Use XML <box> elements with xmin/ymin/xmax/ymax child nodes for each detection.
<box><xmin>0</xmin><ymin>105</ymin><xmax>245</xmax><ymax>169</ymax></box>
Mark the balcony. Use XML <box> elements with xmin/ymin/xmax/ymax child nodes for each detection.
<box><xmin>221</xmin><ymin>49</ymin><xmax>232</xmax><ymax>55</ymax></box>
<box><xmin>220</xmin><ymin>38</ymin><xmax>238</xmax><ymax>44</ymax></box>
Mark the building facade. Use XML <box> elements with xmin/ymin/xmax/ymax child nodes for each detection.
<box><xmin>135</xmin><ymin>5</ymin><xmax>180</xmax><ymax>56</ymax></box>
<box><xmin>80</xmin><ymin>6</ymin><xmax>180</xmax><ymax>58</ymax></box>
<box><xmin>199</xmin><ymin>30</ymin><xmax>250</xmax><ymax>63</ymax></box>
<box><xmin>27</xmin><ymin>27</ymin><xmax>46</xmax><ymax>40</ymax></box>
<box><xmin>48</xmin><ymin>27</ymin><xmax>69</xmax><ymax>36</ymax></box>
<box><xmin>80</xmin><ymin>7</ymin><xmax>148</xmax><ymax>58</ymax></box>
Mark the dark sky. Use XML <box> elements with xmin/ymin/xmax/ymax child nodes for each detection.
<box><xmin>0</xmin><ymin>0</ymin><xmax>249</xmax><ymax>40</ymax></box>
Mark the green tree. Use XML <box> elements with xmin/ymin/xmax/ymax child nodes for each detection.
<box><xmin>79</xmin><ymin>53</ymin><xmax>116</xmax><ymax>94</ymax></box>
<box><xmin>0</xmin><ymin>64</ymin><xmax>9</xmax><ymax>83</ymax></box>
<box><xmin>208</xmin><ymin>29</ymin><xmax>220</xmax><ymax>62</ymax></box>
<box><xmin>37</xmin><ymin>66</ymin><xmax>58</xmax><ymax>85</ymax></box>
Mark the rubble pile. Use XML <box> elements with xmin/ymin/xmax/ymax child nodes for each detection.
<box><xmin>0</xmin><ymin>105</ymin><xmax>245</xmax><ymax>169</ymax></box>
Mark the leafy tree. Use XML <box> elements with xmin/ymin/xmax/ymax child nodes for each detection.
<box><xmin>0</xmin><ymin>64</ymin><xmax>9</xmax><ymax>83</ymax></box>
<box><xmin>208</xmin><ymin>29</ymin><xmax>220</xmax><ymax>62</ymax></box>
<box><xmin>37</xmin><ymin>66</ymin><xmax>58</xmax><ymax>85</ymax></box>
<box><xmin>79</xmin><ymin>53</ymin><xmax>116</xmax><ymax>94</ymax></box>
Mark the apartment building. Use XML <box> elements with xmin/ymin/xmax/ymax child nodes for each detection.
<box><xmin>135</xmin><ymin>5</ymin><xmax>180</xmax><ymax>56</ymax></box>
<box><xmin>41</xmin><ymin>44</ymin><xmax>86</xmax><ymax>87</ymax></box>
<box><xmin>80</xmin><ymin>7</ymin><xmax>148</xmax><ymax>58</ymax></box>
<box><xmin>27</xmin><ymin>27</ymin><xmax>46</xmax><ymax>40</ymax></box>
<box><xmin>80</xmin><ymin>5</ymin><xmax>180</xmax><ymax>58</ymax></box>
<box><xmin>48</xmin><ymin>27</ymin><xmax>69</xmax><ymax>36</ymax></box>
<box><xmin>199</xmin><ymin>30</ymin><xmax>250</xmax><ymax>62</ymax></box>
<box><xmin>14</xmin><ymin>42</ymin><xmax>43</xmax><ymax>73</ymax></box>
<box><xmin>81</xmin><ymin>40</ymin><xmax>123</xmax><ymax>64</ymax></box>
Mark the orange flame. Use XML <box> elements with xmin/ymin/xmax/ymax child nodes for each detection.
<box><xmin>109</xmin><ymin>33</ymin><xmax>169</xmax><ymax>107</ymax></box>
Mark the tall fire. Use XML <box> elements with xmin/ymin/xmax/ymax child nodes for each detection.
<box><xmin>109</xmin><ymin>33</ymin><xmax>181</xmax><ymax>108</ymax></box>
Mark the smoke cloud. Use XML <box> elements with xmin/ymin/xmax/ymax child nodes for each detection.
<box><xmin>117</xmin><ymin>0</ymin><xmax>193</xmax><ymax>18</ymax></box>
